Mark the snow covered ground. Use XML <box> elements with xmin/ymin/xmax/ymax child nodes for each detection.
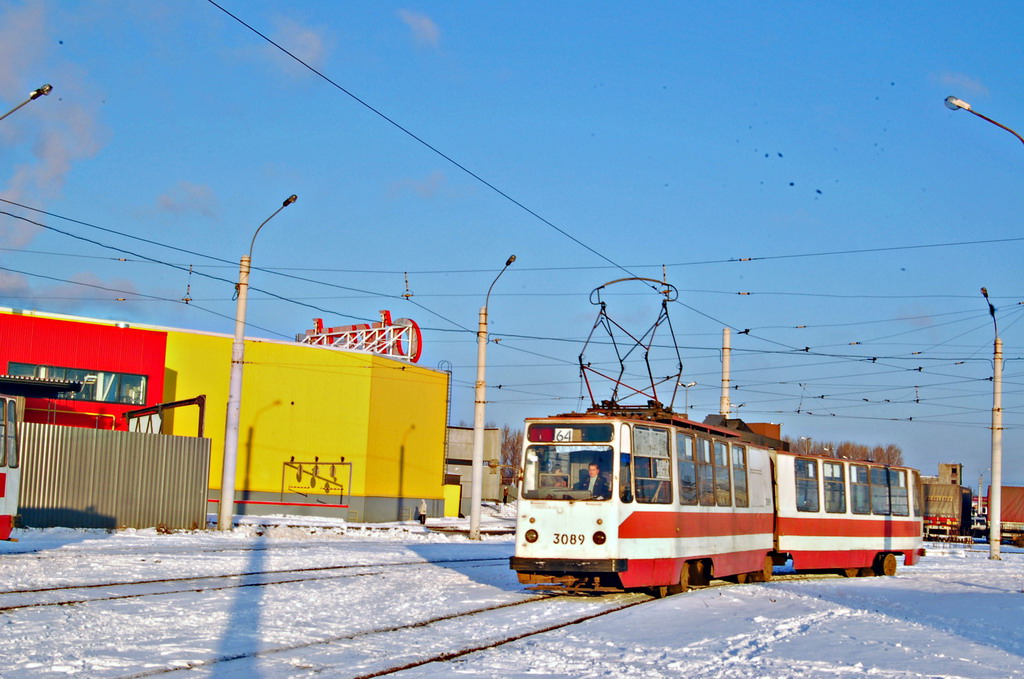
<box><xmin>1</xmin><ymin>509</ymin><xmax>1022</xmax><ymax>678</ymax></box>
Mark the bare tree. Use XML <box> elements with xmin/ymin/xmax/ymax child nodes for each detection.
<box><xmin>784</xmin><ymin>435</ymin><xmax>904</xmax><ymax>466</ymax></box>
<box><xmin>500</xmin><ymin>424</ymin><xmax>523</xmax><ymax>485</ymax></box>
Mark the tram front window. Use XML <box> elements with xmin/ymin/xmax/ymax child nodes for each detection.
<box><xmin>522</xmin><ymin>445</ymin><xmax>613</xmax><ymax>501</ymax></box>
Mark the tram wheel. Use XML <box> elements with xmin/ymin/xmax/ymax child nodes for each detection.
<box><xmin>873</xmin><ymin>553</ymin><xmax>897</xmax><ymax>577</ymax></box>
<box><xmin>663</xmin><ymin>561</ymin><xmax>696</xmax><ymax>593</ymax></box>
<box><xmin>691</xmin><ymin>560</ymin><xmax>711</xmax><ymax>587</ymax></box>
<box><xmin>748</xmin><ymin>555</ymin><xmax>774</xmax><ymax>583</ymax></box>
<box><xmin>840</xmin><ymin>567</ymin><xmax>860</xmax><ymax>578</ymax></box>
<box><xmin>650</xmin><ymin>585</ymin><xmax>670</xmax><ymax>599</ymax></box>
<box><xmin>666</xmin><ymin>562</ymin><xmax>691</xmax><ymax>595</ymax></box>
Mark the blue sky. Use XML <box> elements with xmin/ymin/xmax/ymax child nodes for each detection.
<box><xmin>1</xmin><ymin>1</ymin><xmax>1021</xmax><ymax>486</ymax></box>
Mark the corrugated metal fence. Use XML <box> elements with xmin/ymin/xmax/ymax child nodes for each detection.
<box><xmin>19</xmin><ymin>423</ymin><xmax>211</xmax><ymax>530</ymax></box>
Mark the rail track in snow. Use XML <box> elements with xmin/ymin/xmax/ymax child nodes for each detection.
<box><xmin>0</xmin><ymin>556</ymin><xmax>509</xmax><ymax>613</ymax></box>
<box><xmin>121</xmin><ymin>589</ymin><xmax>652</xmax><ymax>678</ymax></box>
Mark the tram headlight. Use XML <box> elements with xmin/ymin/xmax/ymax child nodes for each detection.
<box><xmin>592</xmin><ymin>531</ymin><xmax>606</xmax><ymax>545</ymax></box>
<box><xmin>525</xmin><ymin>529</ymin><xmax>539</xmax><ymax>543</ymax></box>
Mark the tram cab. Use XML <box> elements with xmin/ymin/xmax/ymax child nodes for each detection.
<box><xmin>511</xmin><ymin>414</ymin><xmax>776</xmax><ymax>593</ymax></box>
<box><xmin>0</xmin><ymin>395</ymin><xmax>20</xmax><ymax>540</ymax></box>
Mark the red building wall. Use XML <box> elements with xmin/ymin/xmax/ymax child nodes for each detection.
<box><xmin>0</xmin><ymin>313</ymin><xmax>167</xmax><ymax>430</ymax></box>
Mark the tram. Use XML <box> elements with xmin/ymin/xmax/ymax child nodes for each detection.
<box><xmin>511</xmin><ymin>408</ymin><xmax>925</xmax><ymax>594</ymax></box>
<box><xmin>0</xmin><ymin>395</ymin><xmax>20</xmax><ymax>541</ymax></box>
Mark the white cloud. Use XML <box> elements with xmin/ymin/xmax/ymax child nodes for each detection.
<box><xmin>268</xmin><ymin>17</ymin><xmax>331</xmax><ymax>72</ymax></box>
<box><xmin>397</xmin><ymin>10</ymin><xmax>440</xmax><ymax>49</ymax></box>
<box><xmin>938</xmin><ymin>72</ymin><xmax>990</xmax><ymax>97</ymax></box>
<box><xmin>0</xmin><ymin>4</ymin><xmax>106</xmax><ymax>238</ymax></box>
<box><xmin>156</xmin><ymin>181</ymin><xmax>220</xmax><ymax>219</ymax></box>
<box><xmin>0</xmin><ymin>269</ymin><xmax>143</xmax><ymax>316</ymax></box>
<box><xmin>0</xmin><ymin>3</ymin><xmax>47</xmax><ymax>94</ymax></box>
<box><xmin>388</xmin><ymin>170</ymin><xmax>447</xmax><ymax>199</ymax></box>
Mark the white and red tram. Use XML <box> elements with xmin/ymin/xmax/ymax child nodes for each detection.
<box><xmin>511</xmin><ymin>411</ymin><xmax>924</xmax><ymax>594</ymax></box>
<box><xmin>0</xmin><ymin>395</ymin><xmax>20</xmax><ymax>541</ymax></box>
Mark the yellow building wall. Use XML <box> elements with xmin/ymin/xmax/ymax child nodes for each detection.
<box><xmin>363</xmin><ymin>355</ymin><xmax>449</xmax><ymax>501</ymax></box>
<box><xmin>163</xmin><ymin>331</ymin><xmax>446</xmax><ymax>503</ymax></box>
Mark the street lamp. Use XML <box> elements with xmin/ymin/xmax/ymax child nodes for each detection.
<box><xmin>679</xmin><ymin>381</ymin><xmax>696</xmax><ymax>414</ymax></box>
<box><xmin>944</xmin><ymin>96</ymin><xmax>1024</xmax><ymax>147</ymax></box>
<box><xmin>945</xmin><ymin>96</ymin><xmax>1019</xmax><ymax>559</ymax></box>
<box><xmin>981</xmin><ymin>287</ymin><xmax>1003</xmax><ymax>559</ymax></box>
<box><xmin>0</xmin><ymin>84</ymin><xmax>53</xmax><ymax>123</ymax></box>
<box><xmin>217</xmin><ymin>194</ymin><xmax>298</xmax><ymax>531</ymax></box>
<box><xmin>469</xmin><ymin>254</ymin><xmax>516</xmax><ymax>540</ymax></box>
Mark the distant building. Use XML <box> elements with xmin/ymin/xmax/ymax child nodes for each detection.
<box><xmin>445</xmin><ymin>425</ymin><xmax>501</xmax><ymax>517</ymax></box>
<box><xmin>0</xmin><ymin>307</ymin><xmax>450</xmax><ymax>523</ymax></box>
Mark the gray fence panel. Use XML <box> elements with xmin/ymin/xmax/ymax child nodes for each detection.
<box><xmin>18</xmin><ymin>423</ymin><xmax>211</xmax><ymax>530</ymax></box>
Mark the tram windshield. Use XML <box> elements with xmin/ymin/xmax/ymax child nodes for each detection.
<box><xmin>521</xmin><ymin>445</ymin><xmax>614</xmax><ymax>501</ymax></box>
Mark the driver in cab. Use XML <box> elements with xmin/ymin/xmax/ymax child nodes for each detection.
<box><xmin>574</xmin><ymin>462</ymin><xmax>609</xmax><ymax>499</ymax></box>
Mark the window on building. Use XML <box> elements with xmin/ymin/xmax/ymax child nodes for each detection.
<box><xmin>794</xmin><ymin>458</ymin><xmax>819</xmax><ymax>512</ymax></box>
<box><xmin>696</xmin><ymin>438</ymin><xmax>714</xmax><ymax>506</ymax></box>
<box><xmin>633</xmin><ymin>426</ymin><xmax>671</xmax><ymax>504</ymax></box>
<box><xmin>677</xmin><ymin>433</ymin><xmax>697</xmax><ymax>505</ymax></box>
<box><xmin>823</xmin><ymin>461</ymin><xmax>846</xmax><ymax>513</ymax></box>
<box><xmin>890</xmin><ymin>469</ymin><xmax>909</xmax><ymax>516</ymax></box>
<box><xmin>8</xmin><ymin>362</ymin><xmax>148</xmax><ymax>405</ymax></box>
<box><xmin>871</xmin><ymin>466</ymin><xmax>891</xmax><ymax>515</ymax></box>
<box><xmin>732</xmin><ymin>445</ymin><xmax>748</xmax><ymax>507</ymax></box>
<box><xmin>851</xmin><ymin>464</ymin><xmax>870</xmax><ymax>514</ymax></box>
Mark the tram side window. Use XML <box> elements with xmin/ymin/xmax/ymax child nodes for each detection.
<box><xmin>870</xmin><ymin>466</ymin><xmax>891</xmax><ymax>515</ymax></box>
<box><xmin>677</xmin><ymin>434</ymin><xmax>697</xmax><ymax>505</ymax></box>
<box><xmin>823</xmin><ymin>461</ymin><xmax>846</xmax><ymax>513</ymax></box>
<box><xmin>619</xmin><ymin>453</ymin><xmax>633</xmax><ymax>503</ymax></box>
<box><xmin>850</xmin><ymin>464</ymin><xmax>871</xmax><ymax>514</ymax></box>
<box><xmin>713</xmin><ymin>441</ymin><xmax>732</xmax><ymax>506</ymax></box>
<box><xmin>794</xmin><ymin>458</ymin><xmax>819</xmax><ymax>512</ymax></box>
<box><xmin>696</xmin><ymin>438</ymin><xmax>714</xmax><ymax>506</ymax></box>
<box><xmin>0</xmin><ymin>401</ymin><xmax>7</xmax><ymax>467</ymax></box>
<box><xmin>4</xmin><ymin>400</ymin><xmax>14</xmax><ymax>469</ymax></box>
<box><xmin>890</xmin><ymin>469</ymin><xmax>909</xmax><ymax>516</ymax></box>
<box><xmin>912</xmin><ymin>471</ymin><xmax>922</xmax><ymax>517</ymax></box>
<box><xmin>732</xmin><ymin>445</ymin><xmax>748</xmax><ymax>507</ymax></box>
<box><xmin>633</xmin><ymin>426</ymin><xmax>672</xmax><ymax>504</ymax></box>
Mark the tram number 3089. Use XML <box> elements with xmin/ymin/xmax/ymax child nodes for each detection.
<box><xmin>553</xmin><ymin>533</ymin><xmax>586</xmax><ymax>545</ymax></box>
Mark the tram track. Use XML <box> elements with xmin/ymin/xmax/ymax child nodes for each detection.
<box><xmin>120</xmin><ymin>590</ymin><xmax>651</xmax><ymax>678</ymax></box>
<box><xmin>0</xmin><ymin>556</ymin><xmax>508</xmax><ymax>613</ymax></box>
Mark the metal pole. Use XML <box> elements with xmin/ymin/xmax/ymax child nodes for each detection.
<box><xmin>720</xmin><ymin>328</ymin><xmax>731</xmax><ymax>416</ymax></box>
<box><xmin>217</xmin><ymin>195</ymin><xmax>296</xmax><ymax>531</ymax></box>
<box><xmin>468</xmin><ymin>255</ymin><xmax>515</xmax><ymax>540</ymax></box>
<box><xmin>218</xmin><ymin>255</ymin><xmax>250</xmax><ymax>530</ymax></box>
<box><xmin>989</xmin><ymin>337</ymin><xmax>1003</xmax><ymax>559</ymax></box>
<box><xmin>469</xmin><ymin>306</ymin><xmax>488</xmax><ymax>540</ymax></box>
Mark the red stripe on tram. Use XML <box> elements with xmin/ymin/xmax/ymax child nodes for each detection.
<box><xmin>776</xmin><ymin>516</ymin><xmax>921</xmax><ymax>538</ymax></box>
<box><xmin>618</xmin><ymin>510</ymin><xmax>774</xmax><ymax>539</ymax></box>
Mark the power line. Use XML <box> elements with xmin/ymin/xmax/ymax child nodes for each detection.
<box><xmin>205</xmin><ymin>0</ymin><xmax>637</xmax><ymax>280</ymax></box>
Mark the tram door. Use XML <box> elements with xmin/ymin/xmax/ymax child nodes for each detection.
<box><xmin>0</xmin><ymin>396</ymin><xmax>20</xmax><ymax>540</ymax></box>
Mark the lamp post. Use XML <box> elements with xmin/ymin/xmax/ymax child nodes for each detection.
<box><xmin>680</xmin><ymin>381</ymin><xmax>696</xmax><ymax>414</ymax></box>
<box><xmin>468</xmin><ymin>254</ymin><xmax>516</xmax><ymax>540</ymax></box>
<box><xmin>944</xmin><ymin>96</ymin><xmax>1024</xmax><ymax>147</ymax></box>
<box><xmin>945</xmin><ymin>96</ymin><xmax>1018</xmax><ymax>559</ymax></box>
<box><xmin>981</xmin><ymin>287</ymin><xmax>1003</xmax><ymax>559</ymax></box>
<box><xmin>217</xmin><ymin>194</ymin><xmax>298</xmax><ymax>531</ymax></box>
<box><xmin>0</xmin><ymin>84</ymin><xmax>53</xmax><ymax>123</ymax></box>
